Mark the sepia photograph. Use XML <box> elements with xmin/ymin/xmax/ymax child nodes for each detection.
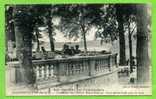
<box><xmin>5</xmin><ymin>4</ymin><xmax>151</xmax><ymax>95</ymax></box>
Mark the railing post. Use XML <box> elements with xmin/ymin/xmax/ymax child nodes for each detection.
<box><xmin>56</xmin><ymin>62</ymin><xmax>60</xmax><ymax>82</ymax></box>
<box><xmin>56</xmin><ymin>62</ymin><xmax>66</xmax><ymax>82</ymax></box>
<box><xmin>15</xmin><ymin>66</ymin><xmax>25</xmax><ymax>83</ymax></box>
<box><xmin>88</xmin><ymin>58</ymin><xmax>95</xmax><ymax>76</ymax></box>
<box><xmin>108</xmin><ymin>55</ymin><xmax>112</xmax><ymax>71</ymax></box>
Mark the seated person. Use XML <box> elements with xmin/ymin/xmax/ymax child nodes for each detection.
<box><xmin>41</xmin><ymin>46</ymin><xmax>47</xmax><ymax>59</ymax></box>
<box><xmin>62</xmin><ymin>44</ymin><xmax>67</xmax><ymax>54</ymax></box>
<box><xmin>75</xmin><ymin>45</ymin><xmax>81</xmax><ymax>54</ymax></box>
<box><xmin>70</xmin><ymin>46</ymin><xmax>76</xmax><ymax>56</ymax></box>
<box><xmin>63</xmin><ymin>45</ymin><xmax>72</xmax><ymax>55</ymax></box>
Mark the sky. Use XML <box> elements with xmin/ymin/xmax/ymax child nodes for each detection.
<box><xmin>39</xmin><ymin>27</ymin><xmax>97</xmax><ymax>43</ymax></box>
<box><xmin>39</xmin><ymin>17</ymin><xmax>98</xmax><ymax>43</ymax></box>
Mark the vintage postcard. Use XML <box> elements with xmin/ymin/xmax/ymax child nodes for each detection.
<box><xmin>5</xmin><ymin>4</ymin><xmax>151</xmax><ymax>95</ymax></box>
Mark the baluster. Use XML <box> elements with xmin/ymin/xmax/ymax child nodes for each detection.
<box><xmin>71</xmin><ymin>64</ymin><xmax>74</xmax><ymax>75</ymax></box>
<box><xmin>103</xmin><ymin>59</ymin><xmax>105</xmax><ymax>70</ymax></box>
<box><xmin>106</xmin><ymin>59</ymin><xmax>108</xmax><ymax>67</ymax></box>
<box><xmin>100</xmin><ymin>60</ymin><xmax>101</xmax><ymax>71</ymax></box>
<box><xmin>78</xmin><ymin>63</ymin><xmax>81</xmax><ymax>74</ymax></box>
<box><xmin>46</xmin><ymin>65</ymin><xmax>49</xmax><ymax>79</ymax></box>
<box><xmin>97</xmin><ymin>61</ymin><xmax>99</xmax><ymax>71</ymax></box>
<box><xmin>82</xmin><ymin>62</ymin><xmax>84</xmax><ymax>72</ymax></box>
<box><xmin>51</xmin><ymin>65</ymin><xmax>54</xmax><ymax>77</ymax></box>
<box><xmin>68</xmin><ymin>63</ymin><xmax>70</xmax><ymax>76</ymax></box>
<box><xmin>105</xmin><ymin>59</ymin><xmax>107</xmax><ymax>68</ymax></box>
<box><xmin>66</xmin><ymin>63</ymin><xmax>68</xmax><ymax>75</ymax></box>
<box><xmin>75</xmin><ymin>63</ymin><xmax>77</xmax><ymax>74</ymax></box>
<box><xmin>69</xmin><ymin>63</ymin><xmax>72</xmax><ymax>75</ymax></box>
<box><xmin>102</xmin><ymin>60</ymin><xmax>104</xmax><ymax>70</ymax></box>
<box><xmin>81</xmin><ymin>62</ymin><xmax>83</xmax><ymax>73</ymax></box>
<box><xmin>82</xmin><ymin>62</ymin><xmax>85</xmax><ymax>72</ymax></box>
<box><xmin>100</xmin><ymin>60</ymin><xmax>102</xmax><ymax>71</ymax></box>
<box><xmin>64</xmin><ymin>63</ymin><xmax>69</xmax><ymax>76</ymax></box>
<box><xmin>82</xmin><ymin>61</ymin><xmax>85</xmax><ymax>71</ymax></box>
<box><xmin>86</xmin><ymin>60</ymin><xmax>88</xmax><ymax>70</ymax></box>
<box><xmin>98</xmin><ymin>60</ymin><xmax>100</xmax><ymax>71</ymax></box>
<box><xmin>43</xmin><ymin>65</ymin><xmax>47</xmax><ymax>79</ymax></box>
<box><xmin>48</xmin><ymin>65</ymin><xmax>51</xmax><ymax>78</ymax></box>
<box><xmin>85</xmin><ymin>60</ymin><xmax>88</xmax><ymax>70</ymax></box>
<box><xmin>99</xmin><ymin>60</ymin><xmax>100</xmax><ymax>71</ymax></box>
<box><xmin>41</xmin><ymin>65</ymin><xmax>45</xmax><ymax>80</ymax></box>
<box><xmin>84</xmin><ymin>61</ymin><xmax>86</xmax><ymax>72</ymax></box>
<box><xmin>36</xmin><ymin>66</ymin><xmax>40</xmax><ymax>80</ymax></box>
<box><xmin>100</xmin><ymin>60</ymin><xmax>102</xmax><ymax>70</ymax></box>
<box><xmin>101</xmin><ymin>60</ymin><xmax>103</xmax><ymax>71</ymax></box>
<box><xmin>108</xmin><ymin>56</ymin><xmax>111</xmax><ymax>71</ymax></box>
<box><xmin>103</xmin><ymin>59</ymin><xmax>104</xmax><ymax>67</ymax></box>
<box><xmin>51</xmin><ymin>65</ymin><xmax>55</xmax><ymax>77</ymax></box>
<box><xmin>103</xmin><ymin>59</ymin><xmax>105</xmax><ymax>68</ymax></box>
<box><xmin>106</xmin><ymin>60</ymin><xmax>108</xmax><ymax>72</ymax></box>
<box><xmin>67</xmin><ymin>63</ymin><xmax>70</xmax><ymax>75</ymax></box>
<box><xmin>80</xmin><ymin>63</ymin><xmax>82</xmax><ymax>72</ymax></box>
<box><xmin>39</xmin><ymin>65</ymin><xmax>42</xmax><ymax>80</ymax></box>
<box><xmin>115</xmin><ymin>54</ymin><xmax>117</xmax><ymax>67</ymax></box>
<box><xmin>102</xmin><ymin>60</ymin><xmax>104</xmax><ymax>71</ymax></box>
<box><xmin>98</xmin><ymin>61</ymin><xmax>100</xmax><ymax>71</ymax></box>
<box><xmin>73</xmin><ymin>63</ymin><xmax>76</xmax><ymax>75</ymax></box>
<box><xmin>80</xmin><ymin>63</ymin><xmax>83</xmax><ymax>73</ymax></box>
<box><xmin>95</xmin><ymin>61</ymin><xmax>97</xmax><ymax>71</ymax></box>
<box><xmin>74</xmin><ymin>63</ymin><xmax>76</xmax><ymax>75</ymax></box>
<box><xmin>77</xmin><ymin>63</ymin><xmax>80</xmax><ymax>74</ymax></box>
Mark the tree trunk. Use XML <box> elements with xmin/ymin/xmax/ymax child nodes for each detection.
<box><xmin>14</xmin><ymin>6</ymin><xmax>35</xmax><ymax>84</ymax></box>
<box><xmin>116</xmin><ymin>5</ymin><xmax>127</xmax><ymax>66</ymax></box>
<box><xmin>119</xmin><ymin>22</ymin><xmax>126</xmax><ymax>66</ymax></box>
<box><xmin>136</xmin><ymin>5</ymin><xmax>150</xmax><ymax>83</ymax></box>
<box><xmin>35</xmin><ymin>25</ymin><xmax>40</xmax><ymax>52</ymax></box>
<box><xmin>81</xmin><ymin>25</ymin><xmax>87</xmax><ymax>54</ymax></box>
<box><xmin>129</xmin><ymin>33</ymin><xmax>133</xmax><ymax>72</ymax></box>
<box><xmin>79</xmin><ymin>7</ymin><xmax>87</xmax><ymax>54</ymax></box>
<box><xmin>128</xmin><ymin>23</ymin><xmax>133</xmax><ymax>72</ymax></box>
<box><xmin>6</xmin><ymin>7</ymin><xmax>16</xmax><ymax>51</ymax></box>
<box><xmin>83</xmin><ymin>32</ymin><xmax>87</xmax><ymax>54</ymax></box>
<box><xmin>84</xmin><ymin>34</ymin><xmax>87</xmax><ymax>53</ymax></box>
<box><xmin>47</xmin><ymin>9</ymin><xmax>55</xmax><ymax>52</ymax></box>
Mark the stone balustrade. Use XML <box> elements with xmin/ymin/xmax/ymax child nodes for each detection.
<box><xmin>7</xmin><ymin>53</ymin><xmax>118</xmax><ymax>89</ymax></box>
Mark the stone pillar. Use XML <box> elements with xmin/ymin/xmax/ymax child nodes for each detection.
<box><xmin>88</xmin><ymin>59</ymin><xmax>95</xmax><ymax>76</ymax></box>
<box><xmin>56</xmin><ymin>62</ymin><xmax>67</xmax><ymax>82</ymax></box>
